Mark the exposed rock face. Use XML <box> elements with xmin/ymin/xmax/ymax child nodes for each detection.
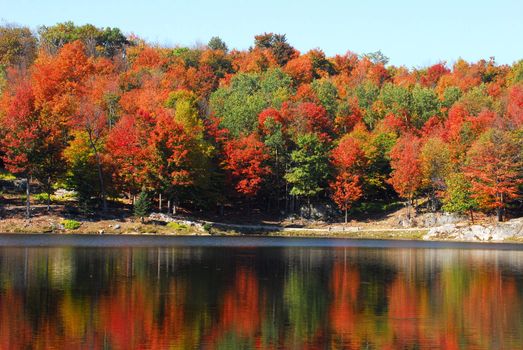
<box><xmin>424</xmin><ymin>218</ymin><xmax>523</xmax><ymax>241</ymax></box>
<box><xmin>394</xmin><ymin>212</ymin><xmax>465</xmax><ymax>228</ymax></box>
<box><xmin>418</xmin><ymin>213</ymin><xmax>466</xmax><ymax>227</ymax></box>
<box><xmin>148</xmin><ymin>213</ymin><xmax>204</xmax><ymax>230</ymax></box>
<box><xmin>299</xmin><ymin>203</ymin><xmax>335</xmax><ymax>220</ymax></box>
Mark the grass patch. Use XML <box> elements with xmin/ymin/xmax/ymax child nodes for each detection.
<box><xmin>62</xmin><ymin>219</ymin><xmax>81</xmax><ymax>230</ymax></box>
<box><xmin>268</xmin><ymin>229</ymin><xmax>428</xmax><ymax>240</ymax></box>
<box><xmin>33</xmin><ymin>193</ymin><xmax>51</xmax><ymax>202</ymax></box>
<box><xmin>166</xmin><ymin>222</ymin><xmax>188</xmax><ymax>230</ymax></box>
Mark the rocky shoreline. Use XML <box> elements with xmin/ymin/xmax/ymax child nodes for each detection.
<box><xmin>424</xmin><ymin>218</ymin><xmax>523</xmax><ymax>242</ymax></box>
<box><xmin>2</xmin><ymin>209</ymin><xmax>523</xmax><ymax>243</ymax></box>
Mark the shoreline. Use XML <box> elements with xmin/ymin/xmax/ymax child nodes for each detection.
<box><xmin>1</xmin><ymin>228</ymin><xmax>523</xmax><ymax>246</ymax></box>
<box><xmin>1</xmin><ymin>232</ymin><xmax>523</xmax><ymax>249</ymax></box>
<box><xmin>1</xmin><ymin>212</ymin><xmax>522</xmax><ymax>243</ymax></box>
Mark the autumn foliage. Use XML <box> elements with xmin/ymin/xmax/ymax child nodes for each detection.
<box><xmin>223</xmin><ymin>133</ymin><xmax>271</xmax><ymax>197</ymax></box>
<box><xmin>0</xmin><ymin>22</ymin><xmax>522</xmax><ymax>221</ymax></box>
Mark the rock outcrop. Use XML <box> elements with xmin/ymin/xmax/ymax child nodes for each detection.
<box><xmin>424</xmin><ymin>218</ymin><xmax>523</xmax><ymax>241</ymax></box>
<box><xmin>393</xmin><ymin>212</ymin><xmax>465</xmax><ymax>228</ymax></box>
<box><xmin>148</xmin><ymin>213</ymin><xmax>205</xmax><ymax>231</ymax></box>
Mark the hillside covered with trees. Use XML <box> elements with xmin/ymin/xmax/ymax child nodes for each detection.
<box><xmin>0</xmin><ymin>22</ymin><xmax>522</xmax><ymax>224</ymax></box>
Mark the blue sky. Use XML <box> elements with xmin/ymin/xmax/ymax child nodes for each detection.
<box><xmin>3</xmin><ymin>0</ymin><xmax>522</xmax><ymax>68</ymax></box>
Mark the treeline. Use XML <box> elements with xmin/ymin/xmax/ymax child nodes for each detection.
<box><xmin>0</xmin><ymin>22</ymin><xmax>522</xmax><ymax>221</ymax></box>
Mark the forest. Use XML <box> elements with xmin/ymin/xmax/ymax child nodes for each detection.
<box><xmin>0</xmin><ymin>21</ymin><xmax>522</xmax><ymax>223</ymax></box>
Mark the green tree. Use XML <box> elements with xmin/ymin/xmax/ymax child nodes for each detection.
<box><xmin>207</xmin><ymin>36</ymin><xmax>228</xmax><ymax>52</ymax></box>
<box><xmin>442</xmin><ymin>172</ymin><xmax>478</xmax><ymax>223</ymax></box>
<box><xmin>210</xmin><ymin>69</ymin><xmax>292</xmax><ymax>136</ymax></box>
<box><xmin>411</xmin><ymin>85</ymin><xmax>441</xmax><ymax>128</ymax></box>
<box><xmin>508</xmin><ymin>59</ymin><xmax>523</xmax><ymax>85</ymax></box>
<box><xmin>458</xmin><ymin>84</ymin><xmax>496</xmax><ymax>115</ymax></box>
<box><xmin>260</xmin><ymin>116</ymin><xmax>288</xmax><ymax>211</ymax></box>
<box><xmin>363</xmin><ymin>50</ymin><xmax>389</xmax><ymax>65</ymax></box>
<box><xmin>97</xmin><ymin>27</ymin><xmax>130</xmax><ymax>57</ymax></box>
<box><xmin>171</xmin><ymin>47</ymin><xmax>202</xmax><ymax>68</ymax></box>
<box><xmin>285</xmin><ymin>133</ymin><xmax>330</xmax><ymax>216</ymax></box>
<box><xmin>38</xmin><ymin>21</ymin><xmax>128</xmax><ymax>56</ymax></box>
<box><xmin>166</xmin><ymin>89</ymin><xmax>202</xmax><ymax>130</ymax></box>
<box><xmin>378</xmin><ymin>82</ymin><xmax>412</xmax><ymax>122</ymax></box>
<box><xmin>134</xmin><ymin>190</ymin><xmax>150</xmax><ymax>223</ymax></box>
<box><xmin>441</xmin><ymin>86</ymin><xmax>462</xmax><ymax>110</ymax></box>
<box><xmin>311</xmin><ymin>78</ymin><xmax>339</xmax><ymax>118</ymax></box>
<box><xmin>353</xmin><ymin>81</ymin><xmax>380</xmax><ymax>128</ymax></box>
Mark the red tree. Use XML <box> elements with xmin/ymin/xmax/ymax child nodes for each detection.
<box><xmin>388</xmin><ymin>134</ymin><xmax>423</xmax><ymax>217</ymax></box>
<box><xmin>331</xmin><ymin>174</ymin><xmax>363</xmax><ymax>223</ymax></box>
<box><xmin>283</xmin><ymin>102</ymin><xmax>333</xmax><ymax>141</ymax></box>
<box><xmin>0</xmin><ymin>72</ymin><xmax>65</xmax><ymax>216</ymax></box>
<box><xmin>106</xmin><ymin>110</ymin><xmax>156</xmax><ymax>197</ymax></box>
<box><xmin>330</xmin><ymin>137</ymin><xmax>366</xmax><ymax>223</ymax></box>
<box><xmin>223</xmin><ymin>133</ymin><xmax>271</xmax><ymax>198</ymax></box>
<box><xmin>146</xmin><ymin>110</ymin><xmax>193</xmax><ymax>197</ymax></box>
<box><xmin>464</xmin><ymin>129</ymin><xmax>522</xmax><ymax>221</ymax></box>
<box><xmin>507</xmin><ymin>85</ymin><xmax>523</xmax><ymax>127</ymax></box>
<box><xmin>420</xmin><ymin>63</ymin><xmax>450</xmax><ymax>88</ymax></box>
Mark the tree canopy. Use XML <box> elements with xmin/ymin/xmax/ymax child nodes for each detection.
<box><xmin>0</xmin><ymin>24</ymin><xmax>522</xmax><ymax>222</ymax></box>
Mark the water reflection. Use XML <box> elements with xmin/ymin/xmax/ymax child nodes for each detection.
<box><xmin>1</xmin><ymin>245</ymin><xmax>523</xmax><ymax>349</ymax></box>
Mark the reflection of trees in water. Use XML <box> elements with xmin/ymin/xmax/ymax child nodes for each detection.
<box><xmin>0</xmin><ymin>246</ymin><xmax>523</xmax><ymax>348</ymax></box>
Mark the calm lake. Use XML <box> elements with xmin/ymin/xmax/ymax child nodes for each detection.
<box><xmin>1</xmin><ymin>235</ymin><xmax>523</xmax><ymax>349</ymax></box>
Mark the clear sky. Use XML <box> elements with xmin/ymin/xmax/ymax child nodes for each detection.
<box><xmin>3</xmin><ymin>0</ymin><xmax>523</xmax><ymax>68</ymax></box>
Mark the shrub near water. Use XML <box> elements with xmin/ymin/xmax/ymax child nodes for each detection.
<box><xmin>62</xmin><ymin>219</ymin><xmax>81</xmax><ymax>230</ymax></box>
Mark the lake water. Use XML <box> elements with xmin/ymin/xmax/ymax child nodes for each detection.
<box><xmin>1</xmin><ymin>235</ymin><xmax>523</xmax><ymax>349</ymax></box>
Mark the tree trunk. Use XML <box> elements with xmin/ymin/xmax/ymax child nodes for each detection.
<box><xmin>96</xmin><ymin>154</ymin><xmax>107</xmax><ymax>212</ymax></box>
<box><xmin>429</xmin><ymin>190</ymin><xmax>437</xmax><ymax>212</ymax></box>
<box><xmin>87</xmin><ymin>131</ymin><xmax>107</xmax><ymax>212</ymax></box>
<box><xmin>44</xmin><ymin>176</ymin><xmax>52</xmax><ymax>212</ymax></box>
<box><xmin>285</xmin><ymin>182</ymin><xmax>289</xmax><ymax>214</ymax></box>
<box><xmin>159</xmin><ymin>193</ymin><xmax>162</xmax><ymax>212</ymax></box>
<box><xmin>345</xmin><ymin>208</ymin><xmax>348</xmax><ymax>224</ymax></box>
<box><xmin>498</xmin><ymin>193</ymin><xmax>505</xmax><ymax>222</ymax></box>
<box><xmin>275</xmin><ymin>149</ymin><xmax>279</xmax><ymax>213</ymax></box>
<box><xmin>25</xmin><ymin>176</ymin><xmax>31</xmax><ymax>219</ymax></box>
<box><xmin>469</xmin><ymin>209</ymin><xmax>475</xmax><ymax>224</ymax></box>
<box><xmin>46</xmin><ymin>193</ymin><xmax>51</xmax><ymax>212</ymax></box>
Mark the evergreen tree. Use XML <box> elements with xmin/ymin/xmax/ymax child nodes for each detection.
<box><xmin>134</xmin><ymin>190</ymin><xmax>150</xmax><ymax>223</ymax></box>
